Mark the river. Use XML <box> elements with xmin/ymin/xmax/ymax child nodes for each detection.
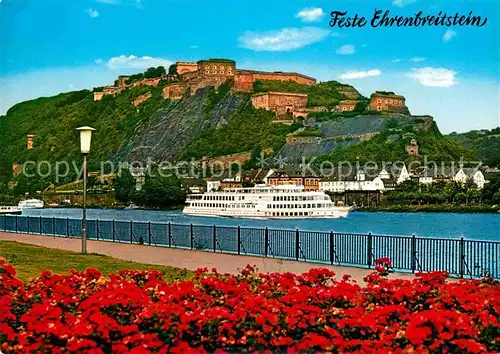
<box><xmin>21</xmin><ymin>208</ymin><xmax>500</xmax><ymax>241</ymax></box>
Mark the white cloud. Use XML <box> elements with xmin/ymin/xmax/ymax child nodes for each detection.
<box><xmin>295</xmin><ymin>7</ymin><xmax>324</xmax><ymax>22</ymax></box>
<box><xmin>410</xmin><ymin>56</ymin><xmax>427</xmax><ymax>62</ymax></box>
<box><xmin>106</xmin><ymin>55</ymin><xmax>173</xmax><ymax>70</ymax></box>
<box><xmin>407</xmin><ymin>67</ymin><xmax>457</xmax><ymax>87</ymax></box>
<box><xmin>238</xmin><ymin>27</ymin><xmax>329</xmax><ymax>51</ymax></box>
<box><xmin>336</xmin><ymin>44</ymin><xmax>355</xmax><ymax>55</ymax></box>
<box><xmin>85</xmin><ymin>8</ymin><xmax>99</xmax><ymax>17</ymax></box>
<box><xmin>443</xmin><ymin>29</ymin><xmax>456</xmax><ymax>42</ymax></box>
<box><xmin>190</xmin><ymin>45</ymin><xmax>199</xmax><ymax>49</ymax></box>
<box><xmin>94</xmin><ymin>58</ymin><xmax>104</xmax><ymax>64</ymax></box>
<box><xmin>330</xmin><ymin>32</ymin><xmax>345</xmax><ymax>38</ymax></box>
<box><xmin>392</xmin><ymin>0</ymin><xmax>416</xmax><ymax>7</ymax></box>
<box><xmin>339</xmin><ymin>69</ymin><xmax>381</xmax><ymax>80</ymax></box>
<box><xmin>95</xmin><ymin>0</ymin><xmax>142</xmax><ymax>8</ymax></box>
<box><xmin>392</xmin><ymin>58</ymin><xmax>402</xmax><ymax>63</ymax></box>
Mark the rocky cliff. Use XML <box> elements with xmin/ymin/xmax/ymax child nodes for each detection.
<box><xmin>278</xmin><ymin>113</ymin><xmax>435</xmax><ymax>162</ymax></box>
<box><xmin>117</xmin><ymin>88</ymin><xmax>250</xmax><ymax>163</ymax></box>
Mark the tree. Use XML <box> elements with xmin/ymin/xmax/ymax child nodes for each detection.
<box><xmin>115</xmin><ymin>169</ymin><xmax>135</xmax><ymax>203</ymax></box>
<box><xmin>455</xmin><ymin>192</ymin><xmax>466</xmax><ymax>204</ymax></box>
<box><xmin>242</xmin><ymin>144</ymin><xmax>262</xmax><ymax>170</ymax></box>
<box><xmin>354</xmin><ymin>100</ymin><xmax>368</xmax><ymax>112</ymax></box>
<box><xmin>168</xmin><ymin>63</ymin><xmax>178</xmax><ymax>75</ymax></box>
<box><xmin>132</xmin><ymin>170</ymin><xmax>186</xmax><ymax>208</ymax></box>
<box><xmin>144</xmin><ymin>66</ymin><xmax>166</xmax><ymax>79</ymax></box>
<box><xmin>144</xmin><ymin>67</ymin><xmax>157</xmax><ymax>79</ymax></box>
<box><xmin>156</xmin><ymin>66</ymin><xmax>166</xmax><ymax>76</ymax></box>
<box><xmin>482</xmin><ymin>175</ymin><xmax>500</xmax><ymax>204</ymax></box>
<box><xmin>385</xmin><ymin>118</ymin><xmax>399</xmax><ymax>130</ymax></box>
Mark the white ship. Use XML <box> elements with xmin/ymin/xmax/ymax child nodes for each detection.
<box><xmin>0</xmin><ymin>206</ymin><xmax>22</xmax><ymax>215</ymax></box>
<box><xmin>18</xmin><ymin>199</ymin><xmax>44</xmax><ymax>209</ymax></box>
<box><xmin>183</xmin><ymin>184</ymin><xmax>350</xmax><ymax>219</ymax></box>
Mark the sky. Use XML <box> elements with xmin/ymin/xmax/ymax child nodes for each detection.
<box><xmin>0</xmin><ymin>0</ymin><xmax>499</xmax><ymax>133</ymax></box>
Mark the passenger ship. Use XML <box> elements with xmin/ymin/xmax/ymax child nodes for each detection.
<box><xmin>0</xmin><ymin>206</ymin><xmax>22</xmax><ymax>215</ymax></box>
<box><xmin>183</xmin><ymin>184</ymin><xmax>350</xmax><ymax>219</ymax></box>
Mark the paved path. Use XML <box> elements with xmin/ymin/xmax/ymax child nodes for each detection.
<box><xmin>0</xmin><ymin>232</ymin><xmax>415</xmax><ymax>283</ymax></box>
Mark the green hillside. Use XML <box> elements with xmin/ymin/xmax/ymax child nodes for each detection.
<box><xmin>314</xmin><ymin>122</ymin><xmax>475</xmax><ymax>165</ymax></box>
<box><xmin>0</xmin><ymin>83</ymin><xmax>170</xmax><ymax>187</ymax></box>
<box><xmin>445</xmin><ymin>128</ymin><xmax>500</xmax><ymax>167</ymax></box>
<box><xmin>0</xmin><ymin>70</ymin><xmax>489</xmax><ymax>195</ymax></box>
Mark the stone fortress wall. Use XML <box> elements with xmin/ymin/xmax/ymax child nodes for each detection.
<box><xmin>369</xmin><ymin>91</ymin><xmax>408</xmax><ymax>113</ymax></box>
<box><xmin>92</xmin><ymin>58</ymin><xmax>412</xmax><ymax>129</ymax></box>
<box><xmin>252</xmin><ymin>92</ymin><xmax>308</xmax><ymax>117</ymax></box>
<box><xmin>233</xmin><ymin>70</ymin><xmax>316</xmax><ymax>92</ymax></box>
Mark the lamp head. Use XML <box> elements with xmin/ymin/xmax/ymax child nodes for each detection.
<box><xmin>76</xmin><ymin>126</ymin><xmax>96</xmax><ymax>154</ymax></box>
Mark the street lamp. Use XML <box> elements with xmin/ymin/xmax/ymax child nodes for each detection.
<box><xmin>76</xmin><ymin>126</ymin><xmax>96</xmax><ymax>254</ymax></box>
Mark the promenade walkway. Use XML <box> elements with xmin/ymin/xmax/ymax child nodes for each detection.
<box><xmin>0</xmin><ymin>232</ymin><xmax>415</xmax><ymax>283</ymax></box>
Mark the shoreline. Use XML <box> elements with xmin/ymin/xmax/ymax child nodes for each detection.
<box><xmin>359</xmin><ymin>204</ymin><xmax>500</xmax><ymax>214</ymax></box>
<box><xmin>5</xmin><ymin>202</ymin><xmax>500</xmax><ymax>215</ymax></box>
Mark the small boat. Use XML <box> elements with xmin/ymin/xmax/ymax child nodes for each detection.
<box><xmin>18</xmin><ymin>199</ymin><xmax>44</xmax><ymax>209</ymax></box>
<box><xmin>0</xmin><ymin>206</ymin><xmax>22</xmax><ymax>215</ymax></box>
<box><xmin>125</xmin><ymin>203</ymin><xmax>141</xmax><ymax>210</ymax></box>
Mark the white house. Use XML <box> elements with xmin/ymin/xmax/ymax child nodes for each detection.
<box><xmin>396</xmin><ymin>164</ymin><xmax>411</xmax><ymax>184</ymax></box>
<box><xmin>454</xmin><ymin>168</ymin><xmax>468</xmax><ymax>184</ymax></box>
<box><xmin>419</xmin><ymin>176</ymin><xmax>434</xmax><ymax>184</ymax></box>
<box><xmin>454</xmin><ymin>168</ymin><xmax>486</xmax><ymax>189</ymax></box>
<box><xmin>413</xmin><ymin>166</ymin><xmax>486</xmax><ymax>189</ymax></box>
<box><xmin>319</xmin><ymin>169</ymin><xmax>388</xmax><ymax>193</ymax></box>
<box><xmin>472</xmin><ymin>170</ymin><xmax>486</xmax><ymax>189</ymax></box>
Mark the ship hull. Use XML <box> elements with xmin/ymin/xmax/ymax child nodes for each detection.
<box><xmin>0</xmin><ymin>208</ymin><xmax>22</xmax><ymax>215</ymax></box>
<box><xmin>183</xmin><ymin>208</ymin><xmax>350</xmax><ymax>219</ymax></box>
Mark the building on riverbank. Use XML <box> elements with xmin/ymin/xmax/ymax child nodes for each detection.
<box><xmin>411</xmin><ymin>166</ymin><xmax>486</xmax><ymax>189</ymax></box>
<box><xmin>319</xmin><ymin>168</ymin><xmax>395</xmax><ymax>193</ymax></box>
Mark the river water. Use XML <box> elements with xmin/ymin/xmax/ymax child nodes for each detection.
<box><xmin>21</xmin><ymin>208</ymin><xmax>500</xmax><ymax>241</ymax></box>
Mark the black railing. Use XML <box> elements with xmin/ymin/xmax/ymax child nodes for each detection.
<box><xmin>0</xmin><ymin>215</ymin><xmax>498</xmax><ymax>279</ymax></box>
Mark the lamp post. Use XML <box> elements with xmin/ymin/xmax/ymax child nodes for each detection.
<box><xmin>76</xmin><ymin>126</ymin><xmax>96</xmax><ymax>255</ymax></box>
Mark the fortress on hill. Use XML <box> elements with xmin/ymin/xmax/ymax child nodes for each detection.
<box><xmin>161</xmin><ymin>59</ymin><xmax>316</xmax><ymax>103</ymax></box>
<box><xmin>93</xmin><ymin>58</ymin><xmax>410</xmax><ymax>120</ymax></box>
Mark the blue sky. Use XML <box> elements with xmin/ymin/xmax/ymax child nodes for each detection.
<box><xmin>1</xmin><ymin>0</ymin><xmax>499</xmax><ymax>133</ymax></box>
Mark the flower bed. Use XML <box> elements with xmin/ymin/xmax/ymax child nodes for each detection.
<box><xmin>1</xmin><ymin>258</ymin><xmax>499</xmax><ymax>353</ymax></box>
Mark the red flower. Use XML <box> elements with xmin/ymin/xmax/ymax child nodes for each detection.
<box><xmin>0</xmin><ymin>259</ymin><xmax>499</xmax><ymax>353</ymax></box>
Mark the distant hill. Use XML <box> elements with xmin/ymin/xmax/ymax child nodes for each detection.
<box><xmin>444</xmin><ymin>128</ymin><xmax>500</xmax><ymax>167</ymax></box>
<box><xmin>0</xmin><ymin>69</ymin><xmax>488</xmax><ymax>191</ymax></box>
<box><xmin>0</xmin><ymin>84</ymin><xmax>169</xmax><ymax>188</ymax></box>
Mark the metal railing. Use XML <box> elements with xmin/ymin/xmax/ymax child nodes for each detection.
<box><xmin>0</xmin><ymin>215</ymin><xmax>498</xmax><ymax>279</ymax></box>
